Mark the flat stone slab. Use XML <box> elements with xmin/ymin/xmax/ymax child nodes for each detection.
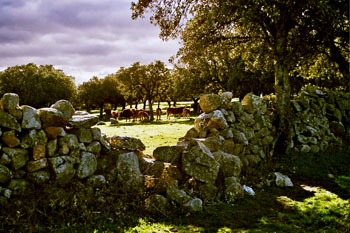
<box><xmin>68</xmin><ymin>115</ymin><xmax>99</xmax><ymax>128</ymax></box>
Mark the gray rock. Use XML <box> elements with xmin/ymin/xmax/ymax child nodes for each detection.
<box><xmin>0</xmin><ymin>153</ymin><xmax>11</xmax><ymax>165</ymax></box>
<box><xmin>27</xmin><ymin>170</ymin><xmax>51</xmax><ymax>185</ymax></box>
<box><xmin>68</xmin><ymin>114</ymin><xmax>99</xmax><ymax>128</ymax></box>
<box><xmin>74</xmin><ymin>110</ymin><xmax>89</xmax><ymax>115</ymax></box>
<box><xmin>8</xmin><ymin>179</ymin><xmax>33</xmax><ymax>195</ymax></box>
<box><xmin>213</xmin><ymin>151</ymin><xmax>242</xmax><ymax>177</ymax></box>
<box><xmin>91</xmin><ymin>127</ymin><xmax>102</xmax><ymax>140</ymax></box>
<box><xmin>3</xmin><ymin>147</ymin><xmax>29</xmax><ymax>170</ymax></box>
<box><xmin>48</xmin><ymin>156</ymin><xmax>76</xmax><ymax>185</ymax></box>
<box><xmin>199</xmin><ymin>94</ymin><xmax>225</xmax><ymax>113</ymax></box>
<box><xmin>198</xmin><ymin>183</ymin><xmax>218</xmax><ymax>203</ymax></box>
<box><xmin>58</xmin><ymin>134</ymin><xmax>79</xmax><ymax>150</ymax></box>
<box><xmin>231</xmin><ymin>101</ymin><xmax>244</xmax><ymax>117</ymax></box>
<box><xmin>87</xmin><ymin>175</ymin><xmax>107</xmax><ymax>188</ymax></box>
<box><xmin>242</xmin><ymin>185</ymin><xmax>255</xmax><ymax>196</ymax></box>
<box><xmin>195</xmin><ymin>110</ymin><xmax>229</xmax><ymax>132</ymax></box>
<box><xmin>38</xmin><ymin>107</ymin><xmax>68</xmax><ymax>128</ymax></box>
<box><xmin>99</xmin><ymin>133</ymin><xmax>111</xmax><ymax>150</ymax></box>
<box><xmin>184</xmin><ymin>198</ymin><xmax>203</xmax><ymax>212</ymax></box>
<box><xmin>72</xmin><ymin>128</ymin><xmax>93</xmax><ymax>143</ymax></box>
<box><xmin>76</xmin><ymin>152</ymin><xmax>97</xmax><ymax>179</ymax></box>
<box><xmin>241</xmin><ymin>93</ymin><xmax>267</xmax><ymax>114</ymax></box>
<box><xmin>232</xmin><ymin>129</ymin><xmax>249</xmax><ymax>145</ymax></box>
<box><xmin>183</xmin><ymin>127</ymin><xmax>199</xmax><ymax>139</ymax></box>
<box><xmin>220</xmin><ymin>91</ymin><xmax>233</xmax><ymax>101</ymax></box>
<box><xmin>274</xmin><ymin>172</ymin><xmax>293</xmax><ymax>187</ymax></box>
<box><xmin>0</xmin><ymin>164</ymin><xmax>13</xmax><ymax>183</ymax></box>
<box><xmin>0</xmin><ymin>93</ymin><xmax>19</xmax><ymax>111</ymax></box>
<box><xmin>0</xmin><ymin>110</ymin><xmax>21</xmax><ymax>132</ymax></box>
<box><xmin>195</xmin><ymin>136</ymin><xmax>224</xmax><ymax>152</ymax></box>
<box><xmin>145</xmin><ymin>194</ymin><xmax>168</xmax><ymax>215</ymax></box>
<box><xmin>21</xmin><ymin>105</ymin><xmax>41</xmax><ymax>129</ymax></box>
<box><xmin>181</xmin><ymin>141</ymin><xmax>220</xmax><ymax>184</ymax></box>
<box><xmin>224</xmin><ymin>178</ymin><xmax>244</xmax><ymax>203</ymax></box>
<box><xmin>109</xmin><ymin>136</ymin><xmax>146</xmax><ymax>151</ymax></box>
<box><xmin>153</xmin><ymin>146</ymin><xmax>183</xmax><ymax>165</ymax></box>
<box><xmin>21</xmin><ymin>129</ymin><xmax>48</xmax><ymax>149</ymax></box>
<box><xmin>86</xmin><ymin>141</ymin><xmax>101</xmax><ymax>154</ymax></box>
<box><xmin>139</xmin><ymin>157</ymin><xmax>164</xmax><ymax>178</ymax></box>
<box><xmin>26</xmin><ymin>158</ymin><xmax>48</xmax><ymax>172</ymax></box>
<box><xmin>226</xmin><ymin>111</ymin><xmax>235</xmax><ymax>123</ymax></box>
<box><xmin>166</xmin><ymin>186</ymin><xmax>192</xmax><ymax>205</ymax></box>
<box><xmin>51</xmin><ymin>100</ymin><xmax>75</xmax><ymax>120</ymax></box>
<box><xmin>46</xmin><ymin>139</ymin><xmax>58</xmax><ymax>157</ymax></box>
<box><xmin>116</xmin><ymin>152</ymin><xmax>143</xmax><ymax>190</ymax></box>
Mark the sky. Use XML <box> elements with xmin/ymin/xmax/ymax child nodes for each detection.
<box><xmin>0</xmin><ymin>0</ymin><xmax>180</xmax><ymax>85</ymax></box>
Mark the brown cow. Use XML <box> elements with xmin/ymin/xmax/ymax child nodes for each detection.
<box><xmin>138</xmin><ymin>111</ymin><xmax>150</xmax><ymax>121</ymax></box>
<box><xmin>104</xmin><ymin>109</ymin><xmax>112</xmax><ymax>118</ymax></box>
<box><xmin>119</xmin><ymin>109</ymin><xmax>133</xmax><ymax>121</ymax></box>
<box><xmin>182</xmin><ymin>107</ymin><xmax>191</xmax><ymax>118</ymax></box>
<box><xmin>156</xmin><ymin>108</ymin><xmax>162</xmax><ymax>120</ymax></box>
<box><xmin>111</xmin><ymin>110</ymin><xmax>119</xmax><ymax>119</ymax></box>
<box><xmin>166</xmin><ymin>106</ymin><xmax>186</xmax><ymax>119</ymax></box>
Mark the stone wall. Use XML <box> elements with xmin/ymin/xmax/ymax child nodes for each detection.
<box><xmin>0</xmin><ymin>86</ymin><xmax>349</xmax><ymax>213</ymax></box>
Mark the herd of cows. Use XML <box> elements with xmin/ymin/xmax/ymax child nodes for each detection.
<box><xmin>104</xmin><ymin>105</ymin><xmax>194</xmax><ymax>122</ymax></box>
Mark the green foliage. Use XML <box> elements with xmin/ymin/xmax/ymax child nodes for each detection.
<box><xmin>0</xmin><ymin>63</ymin><xmax>77</xmax><ymax>108</ymax></box>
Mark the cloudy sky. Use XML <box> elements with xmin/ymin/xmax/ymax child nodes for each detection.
<box><xmin>0</xmin><ymin>0</ymin><xmax>180</xmax><ymax>85</ymax></box>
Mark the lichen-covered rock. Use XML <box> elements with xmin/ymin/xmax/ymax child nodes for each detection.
<box><xmin>195</xmin><ymin>110</ymin><xmax>228</xmax><ymax>132</ymax></box>
<box><xmin>183</xmin><ymin>127</ymin><xmax>199</xmax><ymax>139</ymax></box>
<box><xmin>274</xmin><ymin>172</ymin><xmax>293</xmax><ymax>187</ymax></box>
<box><xmin>232</xmin><ymin>129</ymin><xmax>249</xmax><ymax>145</ymax></box>
<box><xmin>184</xmin><ymin>198</ymin><xmax>203</xmax><ymax>212</ymax></box>
<box><xmin>76</xmin><ymin>152</ymin><xmax>97</xmax><ymax>179</ymax></box>
<box><xmin>33</xmin><ymin>145</ymin><xmax>46</xmax><ymax>160</ymax></box>
<box><xmin>220</xmin><ymin>91</ymin><xmax>233</xmax><ymax>101</ymax></box>
<box><xmin>145</xmin><ymin>194</ymin><xmax>168</xmax><ymax>215</ymax></box>
<box><xmin>2</xmin><ymin>130</ymin><xmax>21</xmax><ymax>147</ymax></box>
<box><xmin>166</xmin><ymin>186</ymin><xmax>192</xmax><ymax>205</ymax></box>
<box><xmin>3</xmin><ymin>147</ymin><xmax>29</xmax><ymax>170</ymax></box>
<box><xmin>21</xmin><ymin>129</ymin><xmax>48</xmax><ymax>149</ymax></box>
<box><xmin>48</xmin><ymin>156</ymin><xmax>76</xmax><ymax>185</ymax></box>
<box><xmin>87</xmin><ymin>175</ymin><xmax>107</xmax><ymax>188</ymax></box>
<box><xmin>195</xmin><ymin>136</ymin><xmax>224</xmax><ymax>152</ymax></box>
<box><xmin>0</xmin><ymin>153</ymin><xmax>11</xmax><ymax>165</ymax></box>
<box><xmin>86</xmin><ymin>141</ymin><xmax>101</xmax><ymax>154</ymax></box>
<box><xmin>38</xmin><ymin>107</ymin><xmax>68</xmax><ymax>128</ymax></box>
<box><xmin>46</xmin><ymin>139</ymin><xmax>58</xmax><ymax>157</ymax></box>
<box><xmin>231</xmin><ymin>101</ymin><xmax>244</xmax><ymax>117</ymax></box>
<box><xmin>44</xmin><ymin>126</ymin><xmax>66</xmax><ymax>139</ymax></box>
<box><xmin>181</xmin><ymin>141</ymin><xmax>220</xmax><ymax>184</ymax></box>
<box><xmin>153</xmin><ymin>146</ymin><xmax>183</xmax><ymax>165</ymax></box>
<box><xmin>58</xmin><ymin>134</ymin><xmax>79</xmax><ymax>150</ymax></box>
<box><xmin>0</xmin><ymin>93</ymin><xmax>19</xmax><ymax>111</ymax></box>
<box><xmin>99</xmin><ymin>133</ymin><xmax>112</xmax><ymax>151</ymax></box>
<box><xmin>91</xmin><ymin>127</ymin><xmax>102</xmax><ymax>141</ymax></box>
<box><xmin>68</xmin><ymin>114</ymin><xmax>99</xmax><ymax>128</ymax></box>
<box><xmin>27</xmin><ymin>170</ymin><xmax>50</xmax><ymax>185</ymax></box>
<box><xmin>116</xmin><ymin>152</ymin><xmax>143</xmax><ymax>190</ymax></box>
<box><xmin>72</xmin><ymin>128</ymin><xmax>93</xmax><ymax>143</ymax></box>
<box><xmin>224</xmin><ymin>177</ymin><xmax>244</xmax><ymax>202</ymax></box>
<box><xmin>213</xmin><ymin>151</ymin><xmax>242</xmax><ymax>177</ymax></box>
<box><xmin>199</xmin><ymin>94</ymin><xmax>225</xmax><ymax>113</ymax></box>
<box><xmin>0</xmin><ymin>164</ymin><xmax>12</xmax><ymax>183</ymax></box>
<box><xmin>0</xmin><ymin>110</ymin><xmax>21</xmax><ymax>132</ymax></box>
<box><xmin>241</xmin><ymin>93</ymin><xmax>267</xmax><ymax>114</ymax></box>
<box><xmin>26</xmin><ymin>158</ymin><xmax>48</xmax><ymax>172</ymax></box>
<box><xmin>198</xmin><ymin>183</ymin><xmax>218</xmax><ymax>203</ymax></box>
<box><xmin>139</xmin><ymin>157</ymin><xmax>164</xmax><ymax>178</ymax></box>
<box><xmin>21</xmin><ymin>105</ymin><xmax>41</xmax><ymax>129</ymax></box>
<box><xmin>109</xmin><ymin>136</ymin><xmax>146</xmax><ymax>151</ymax></box>
<box><xmin>50</xmin><ymin>100</ymin><xmax>75</xmax><ymax>120</ymax></box>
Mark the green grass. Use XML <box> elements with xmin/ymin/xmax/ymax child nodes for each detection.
<box><xmin>97</xmin><ymin>118</ymin><xmax>194</xmax><ymax>154</ymax></box>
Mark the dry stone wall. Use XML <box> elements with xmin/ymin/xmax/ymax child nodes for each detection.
<box><xmin>0</xmin><ymin>86</ymin><xmax>349</xmax><ymax>214</ymax></box>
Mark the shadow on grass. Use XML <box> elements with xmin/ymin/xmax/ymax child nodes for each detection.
<box><xmin>104</xmin><ymin>118</ymin><xmax>196</xmax><ymax>127</ymax></box>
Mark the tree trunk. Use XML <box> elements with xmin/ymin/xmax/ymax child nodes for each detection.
<box><xmin>148</xmin><ymin>98</ymin><xmax>154</xmax><ymax>121</ymax></box>
<box><xmin>99</xmin><ymin>105</ymin><xmax>104</xmax><ymax>118</ymax></box>
<box><xmin>274</xmin><ymin>58</ymin><xmax>292</xmax><ymax>153</ymax></box>
<box><xmin>135</xmin><ymin>102</ymin><xmax>138</xmax><ymax>109</ymax></box>
<box><xmin>158</xmin><ymin>101</ymin><xmax>160</xmax><ymax>108</ymax></box>
<box><xmin>167</xmin><ymin>101</ymin><xmax>171</xmax><ymax>107</ymax></box>
<box><xmin>143</xmin><ymin>100</ymin><xmax>147</xmax><ymax>110</ymax></box>
<box><xmin>328</xmin><ymin>41</ymin><xmax>350</xmax><ymax>91</ymax></box>
<box><xmin>173</xmin><ymin>101</ymin><xmax>176</xmax><ymax>107</ymax></box>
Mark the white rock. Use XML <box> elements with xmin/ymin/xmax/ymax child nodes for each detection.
<box><xmin>274</xmin><ymin>172</ymin><xmax>293</xmax><ymax>187</ymax></box>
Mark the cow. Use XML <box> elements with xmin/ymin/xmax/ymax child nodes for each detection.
<box><xmin>104</xmin><ymin>109</ymin><xmax>112</xmax><ymax>118</ymax></box>
<box><xmin>156</xmin><ymin>108</ymin><xmax>162</xmax><ymax>120</ymax></box>
<box><xmin>182</xmin><ymin>107</ymin><xmax>191</xmax><ymax>118</ymax></box>
<box><xmin>111</xmin><ymin>110</ymin><xmax>119</xmax><ymax>119</ymax></box>
<box><xmin>138</xmin><ymin>111</ymin><xmax>150</xmax><ymax>121</ymax></box>
<box><xmin>119</xmin><ymin>109</ymin><xmax>134</xmax><ymax>121</ymax></box>
<box><xmin>166</xmin><ymin>106</ymin><xmax>186</xmax><ymax>119</ymax></box>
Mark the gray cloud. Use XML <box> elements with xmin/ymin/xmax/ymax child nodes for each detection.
<box><xmin>0</xmin><ymin>0</ymin><xmax>180</xmax><ymax>84</ymax></box>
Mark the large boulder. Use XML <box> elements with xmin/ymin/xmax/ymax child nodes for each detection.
<box><xmin>195</xmin><ymin>110</ymin><xmax>228</xmax><ymax>132</ymax></box>
<box><xmin>68</xmin><ymin>114</ymin><xmax>99</xmax><ymax>128</ymax></box>
<box><xmin>76</xmin><ymin>152</ymin><xmax>97</xmax><ymax>179</ymax></box>
<box><xmin>38</xmin><ymin>108</ymin><xmax>68</xmax><ymax>128</ymax></box>
<box><xmin>199</xmin><ymin>94</ymin><xmax>225</xmax><ymax>113</ymax></box>
<box><xmin>109</xmin><ymin>136</ymin><xmax>146</xmax><ymax>151</ymax></box>
<box><xmin>3</xmin><ymin>147</ymin><xmax>29</xmax><ymax>170</ymax></box>
<box><xmin>44</xmin><ymin>127</ymin><xmax>66</xmax><ymax>139</ymax></box>
<box><xmin>51</xmin><ymin>100</ymin><xmax>75</xmax><ymax>120</ymax></box>
<box><xmin>0</xmin><ymin>93</ymin><xmax>19</xmax><ymax>111</ymax></box>
<box><xmin>0</xmin><ymin>110</ymin><xmax>21</xmax><ymax>132</ymax></box>
<box><xmin>21</xmin><ymin>105</ymin><xmax>41</xmax><ymax>129</ymax></box>
<box><xmin>116</xmin><ymin>152</ymin><xmax>143</xmax><ymax>190</ymax></box>
<box><xmin>153</xmin><ymin>146</ymin><xmax>183</xmax><ymax>165</ymax></box>
<box><xmin>72</xmin><ymin>128</ymin><xmax>93</xmax><ymax>143</ymax></box>
<box><xmin>181</xmin><ymin>141</ymin><xmax>220</xmax><ymax>184</ymax></box>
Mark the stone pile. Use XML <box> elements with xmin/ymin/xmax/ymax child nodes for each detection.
<box><xmin>289</xmin><ymin>85</ymin><xmax>350</xmax><ymax>153</ymax></box>
<box><xmin>142</xmin><ymin>92</ymin><xmax>276</xmax><ymax>213</ymax></box>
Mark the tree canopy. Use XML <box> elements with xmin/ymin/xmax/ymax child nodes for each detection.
<box><xmin>0</xmin><ymin>63</ymin><xmax>77</xmax><ymax>108</ymax></box>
